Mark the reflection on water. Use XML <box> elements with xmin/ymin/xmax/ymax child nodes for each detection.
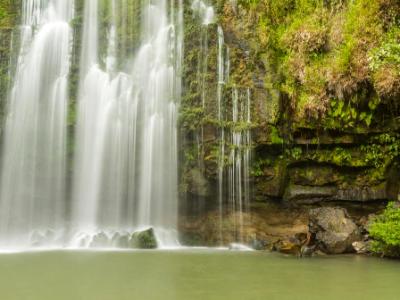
<box><xmin>0</xmin><ymin>250</ymin><xmax>398</xmax><ymax>300</ymax></box>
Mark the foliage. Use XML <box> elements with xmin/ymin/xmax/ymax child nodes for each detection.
<box><xmin>285</xmin><ymin>147</ymin><xmax>303</xmax><ymax>161</ymax></box>
<box><xmin>325</xmin><ymin>96</ymin><xmax>379</xmax><ymax>129</ymax></box>
<box><xmin>361</xmin><ymin>134</ymin><xmax>400</xmax><ymax>168</ymax></box>
<box><xmin>270</xmin><ymin>126</ymin><xmax>283</xmax><ymax>144</ymax></box>
<box><xmin>179</xmin><ymin>107</ymin><xmax>204</xmax><ymax>131</ymax></box>
<box><xmin>251</xmin><ymin>158</ymin><xmax>271</xmax><ymax>177</ymax></box>
<box><xmin>369</xmin><ymin>202</ymin><xmax>400</xmax><ymax>257</ymax></box>
<box><xmin>232</xmin><ymin>0</ymin><xmax>399</xmax><ymax>127</ymax></box>
<box><xmin>369</xmin><ymin>28</ymin><xmax>400</xmax><ymax>72</ymax></box>
<box><xmin>280</xmin><ymin>8</ymin><xmax>328</xmax><ymax>54</ymax></box>
<box><xmin>0</xmin><ymin>0</ymin><xmax>18</xmax><ymax>28</ymax></box>
<box><xmin>369</xmin><ymin>27</ymin><xmax>400</xmax><ymax>98</ymax></box>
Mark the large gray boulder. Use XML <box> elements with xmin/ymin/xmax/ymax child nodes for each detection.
<box><xmin>309</xmin><ymin>207</ymin><xmax>361</xmax><ymax>254</ymax></box>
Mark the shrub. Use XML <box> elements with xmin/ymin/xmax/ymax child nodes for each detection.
<box><xmin>281</xmin><ymin>8</ymin><xmax>329</xmax><ymax>54</ymax></box>
<box><xmin>369</xmin><ymin>28</ymin><xmax>400</xmax><ymax>99</ymax></box>
<box><xmin>369</xmin><ymin>202</ymin><xmax>400</xmax><ymax>257</ymax></box>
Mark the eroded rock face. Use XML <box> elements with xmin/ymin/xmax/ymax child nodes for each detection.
<box><xmin>179</xmin><ymin>203</ymin><xmax>309</xmax><ymax>248</ymax></box>
<box><xmin>284</xmin><ymin>185</ymin><xmax>336</xmax><ymax>203</ymax></box>
<box><xmin>185</xmin><ymin>168</ymin><xmax>210</xmax><ymax>197</ymax></box>
<box><xmin>309</xmin><ymin>207</ymin><xmax>361</xmax><ymax>254</ymax></box>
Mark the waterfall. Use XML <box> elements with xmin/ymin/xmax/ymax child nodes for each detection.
<box><xmin>216</xmin><ymin>26</ymin><xmax>252</xmax><ymax>244</ymax></box>
<box><xmin>0</xmin><ymin>0</ymin><xmax>249</xmax><ymax>250</ymax></box>
<box><xmin>0</xmin><ymin>0</ymin><xmax>74</xmax><ymax>248</ymax></box>
<box><xmin>227</xmin><ymin>88</ymin><xmax>252</xmax><ymax>242</ymax></box>
<box><xmin>0</xmin><ymin>0</ymin><xmax>182</xmax><ymax>250</ymax></box>
<box><xmin>217</xmin><ymin>25</ymin><xmax>226</xmax><ymax>244</ymax></box>
<box><xmin>191</xmin><ymin>0</ymin><xmax>215</xmax><ymax>25</ymax></box>
<box><xmin>135</xmin><ymin>0</ymin><xmax>182</xmax><ymax>247</ymax></box>
<box><xmin>71</xmin><ymin>0</ymin><xmax>182</xmax><ymax>248</ymax></box>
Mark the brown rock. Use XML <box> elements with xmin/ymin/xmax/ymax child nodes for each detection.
<box><xmin>309</xmin><ymin>207</ymin><xmax>362</xmax><ymax>254</ymax></box>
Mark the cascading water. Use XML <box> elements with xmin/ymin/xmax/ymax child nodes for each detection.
<box><xmin>71</xmin><ymin>0</ymin><xmax>182</xmax><ymax>248</ymax></box>
<box><xmin>0</xmin><ymin>0</ymin><xmax>250</xmax><ymax>250</ymax></box>
<box><xmin>216</xmin><ymin>25</ymin><xmax>253</xmax><ymax>244</ymax></box>
<box><xmin>0</xmin><ymin>0</ymin><xmax>73</xmax><ymax>249</ymax></box>
<box><xmin>191</xmin><ymin>0</ymin><xmax>215</xmax><ymax>25</ymax></box>
<box><xmin>182</xmin><ymin>5</ymin><xmax>252</xmax><ymax>245</ymax></box>
<box><xmin>134</xmin><ymin>0</ymin><xmax>182</xmax><ymax>247</ymax></box>
<box><xmin>217</xmin><ymin>25</ymin><xmax>226</xmax><ymax>243</ymax></box>
<box><xmin>227</xmin><ymin>88</ymin><xmax>252</xmax><ymax>242</ymax></box>
<box><xmin>0</xmin><ymin>0</ymin><xmax>182</xmax><ymax>250</ymax></box>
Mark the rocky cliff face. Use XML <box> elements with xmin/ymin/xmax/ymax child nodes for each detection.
<box><xmin>179</xmin><ymin>0</ymin><xmax>400</xmax><ymax>245</ymax></box>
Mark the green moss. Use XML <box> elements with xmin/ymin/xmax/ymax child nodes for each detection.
<box><xmin>286</xmin><ymin>147</ymin><xmax>303</xmax><ymax>161</ymax></box>
<box><xmin>0</xmin><ymin>0</ymin><xmax>19</xmax><ymax>28</ymax></box>
<box><xmin>369</xmin><ymin>26</ymin><xmax>400</xmax><ymax>98</ymax></box>
<box><xmin>251</xmin><ymin>158</ymin><xmax>272</xmax><ymax>177</ymax></box>
<box><xmin>235</xmin><ymin>0</ymin><xmax>398</xmax><ymax>128</ymax></box>
<box><xmin>179</xmin><ymin>107</ymin><xmax>205</xmax><ymax>131</ymax></box>
<box><xmin>130</xmin><ymin>228</ymin><xmax>158</xmax><ymax>249</ymax></box>
<box><xmin>269</xmin><ymin>126</ymin><xmax>283</xmax><ymax>144</ymax></box>
<box><xmin>0</xmin><ymin>0</ymin><xmax>20</xmax><ymax>123</ymax></box>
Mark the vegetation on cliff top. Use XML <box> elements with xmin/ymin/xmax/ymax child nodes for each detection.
<box><xmin>236</xmin><ymin>0</ymin><xmax>399</xmax><ymax>129</ymax></box>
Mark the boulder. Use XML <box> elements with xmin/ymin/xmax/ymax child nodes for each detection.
<box><xmin>111</xmin><ymin>232</ymin><xmax>130</xmax><ymax>248</ymax></box>
<box><xmin>352</xmin><ymin>241</ymin><xmax>371</xmax><ymax>254</ymax></box>
<box><xmin>273</xmin><ymin>237</ymin><xmax>302</xmax><ymax>256</ymax></box>
<box><xmin>129</xmin><ymin>228</ymin><xmax>158</xmax><ymax>249</ymax></box>
<box><xmin>309</xmin><ymin>207</ymin><xmax>361</xmax><ymax>254</ymax></box>
<box><xmin>90</xmin><ymin>232</ymin><xmax>109</xmax><ymax>248</ymax></box>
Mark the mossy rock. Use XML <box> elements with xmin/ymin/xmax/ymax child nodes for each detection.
<box><xmin>130</xmin><ymin>228</ymin><xmax>158</xmax><ymax>249</ymax></box>
<box><xmin>289</xmin><ymin>166</ymin><xmax>340</xmax><ymax>186</ymax></box>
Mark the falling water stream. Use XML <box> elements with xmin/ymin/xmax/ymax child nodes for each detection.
<box><xmin>0</xmin><ymin>0</ymin><xmax>183</xmax><ymax>250</ymax></box>
<box><xmin>72</xmin><ymin>0</ymin><xmax>182</xmax><ymax>248</ymax></box>
<box><xmin>0</xmin><ymin>0</ymin><xmax>73</xmax><ymax>249</ymax></box>
<box><xmin>0</xmin><ymin>0</ymin><xmax>251</xmax><ymax>250</ymax></box>
<box><xmin>216</xmin><ymin>25</ymin><xmax>253</xmax><ymax>243</ymax></box>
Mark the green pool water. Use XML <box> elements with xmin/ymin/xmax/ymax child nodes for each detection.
<box><xmin>0</xmin><ymin>250</ymin><xmax>398</xmax><ymax>300</ymax></box>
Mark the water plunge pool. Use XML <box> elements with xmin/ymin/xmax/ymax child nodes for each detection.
<box><xmin>0</xmin><ymin>250</ymin><xmax>398</xmax><ymax>300</ymax></box>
